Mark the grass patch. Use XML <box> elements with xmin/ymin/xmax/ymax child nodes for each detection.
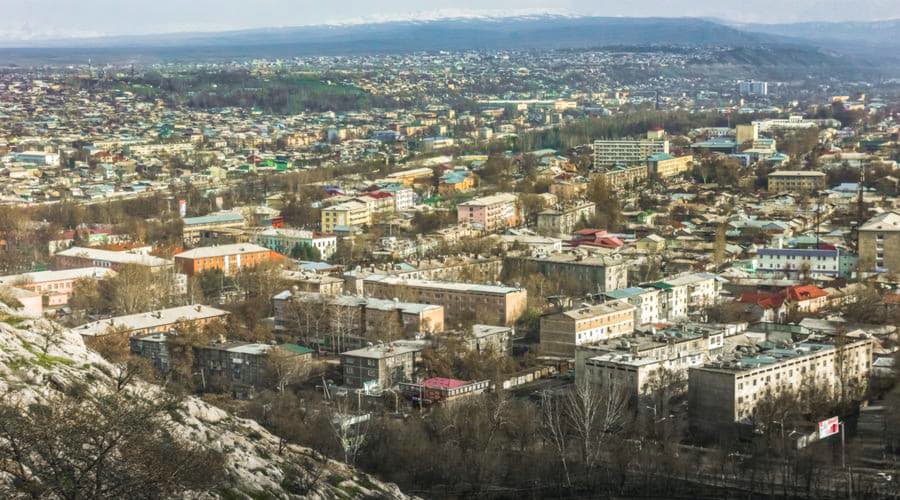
<box><xmin>0</xmin><ymin>313</ymin><xmax>26</xmax><ymax>326</ymax></box>
<box><xmin>19</xmin><ymin>339</ymin><xmax>74</xmax><ymax>368</ymax></box>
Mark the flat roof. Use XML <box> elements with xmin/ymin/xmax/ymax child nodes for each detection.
<box><xmin>175</xmin><ymin>243</ymin><xmax>273</xmax><ymax>259</ymax></box>
<box><xmin>363</xmin><ymin>274</ymin><xmax>523</xmax><ymax>295</ymax></box>
<box><xmin>73</xmin><ymin>305</ymin><xmax>229</xmax><ymax>337</ymax></box>
<box><xmin>0</xmin><ymin>267</ymin><xmax>114</xmax><ymax>285</ymax></box>
<box><xmin>55</xmin><ymin>247</ymin><xmax>171</xmax><ymax>267</ymax></box>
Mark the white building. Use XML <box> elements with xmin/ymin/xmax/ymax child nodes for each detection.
<box><xmin>252</xmin><ymin>228</ymin><xmax>337</xmax><ymax>259</ymax></box>
<box><xmin>593</xmin><ymin>139</ymin><xmax>669</xmax><ymax>166</ymax></box>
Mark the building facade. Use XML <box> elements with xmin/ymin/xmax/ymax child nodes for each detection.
<box><xmin>457</xmin><ymin>193</ymin><xmax>520</xmax><ymax>232</ymax></box>
<box><xmin>767</xmin><ymin>171</ymin><xmax>827</xmax><ymax>193</ymax></box>
<box><xmin>858</xmin><ymin>211</ymin><xmax>900</xmax><ymax>273</ymax></box>
<box><xmin>593</xmin><ymin>139</ymin><xmax>669</xmax><ymax>166</ymax></box>
<box><xmin>174</xmin><ymin>243</ymin><xmax>284</xmax><ymax>276</ymax></box>
<box><xmin>540</xmin><ymin>300</ymin><xmax>636</xmax><ymax>357</ymax></box>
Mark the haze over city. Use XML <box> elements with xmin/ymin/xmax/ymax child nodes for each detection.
<box><xmin>3</xmin><ymin>0</ymin><xmax>900</xmax><ymax>40</ymax></box>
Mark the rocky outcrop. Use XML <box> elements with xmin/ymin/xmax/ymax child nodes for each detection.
<box><xmin>0</xmin><ymin>306</ymin><xmax>412</xmax><ymax>499</ymax></box>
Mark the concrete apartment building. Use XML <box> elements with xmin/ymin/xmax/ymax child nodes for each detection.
<box><xmin>735</xmin><ymin>123</ymin><xmax>760</xmax><ymax>145</ymax></box>
<box><xmin>273</xmin><ymin>290</ymin><xmax>444</xmax><ymax>351</ymax></box>
<box><xmin>252</xmin><ymin>227</ymin><xmax>337</xmax><ymax>259</ymax></box>
<box><xmin>53</xmin><ymin>247</ymin><xmax>172</xmax><ymax>272</ymax></box>
<box><xmin>457</xmin><ymin>193</ymin><xmax>520</xmax><ymax>231</ymax></box>
<box><xmin>195</xmin><ymin>342</ymin><xmax>313</xmax><ymax>395</ymax></box>
<box><xmin>321</xmin><ymin>200</ymin><xmax>371</xmax><ymax>233</ymax></box>
<box><xmin>341</xmin><ymin>341</ymin><xmax>426</xmax><ymax>390</ymax></box>
<box><xmin>0</xmin><ymin>267</ymin><xmax>114</xmax><ymax>308</ymax></box>
<box><xmin>536</xmin><ymin>202</ymin><xmax>596</xmax><ymax>237</ymax></box>
<box><xmin>576</xmin><ymin>324</ymin><xmax>728</xmax><ymax>402</ymax></box>
<box><xmin>646</xmin><ymin>273</ymin><xmax>723</xmax><ymax>321</ymax></box>
<box><xmin>767</xmin><ymin>171</ymin><xmax>827</xmax><ymax>193</ymax></box>
<box><xmin>647</xmin><ymin>153</ymin><xmax>693</xmax><ymax>179</ymax></box>
<box><xmin>858</xmin><ymin>211</ymin><xmax>900</xmax><ymax>273</ymax></box>
<box><xmin>540</xmin><ymin>300</ymin><xmax>636</xmax><ymax>357</ymax></box>
<box><xmin>593</xmin><ymin>139</ymin><xmax>669</xmax><ymax>166</ymax></box>
<box><xmin>282</xmin><ymin>271</ymin><xmax>345</xmax><ymax>296</ymax></box>
<box><xmin>597</xmin><ymin>164</ymin><xmax>649</xmax><ymax>189</ymax></box>
<box><xmin>505</xmin><ymin>253</ymin><xmax>629</xmax><ymax>295</ymax></box>
<box><xmin>689</xmin><ymin>336</ymin><xmax>875</xmax><ymax>435</ymax></box>
<box><xmin>756</xmin><ymin>247</ymin><xmax>856</xmax><ymax>278</ymax></box>
<box><xmin>604</xmin><ymin>287</ymin><xmax>662</xmax><ymax>326</ymax></box>
<box><xmin>73</xmin><ymin>304</ymin><xmax>229</xmax><ymax>338</ymax></box>
<box><xmin>174</xmin><ymin>243</ymin><xmax>284</xmax><ymax>276</ymax></box>
<box><xmin>361</xmin><ymin>275</ymin><xmax>527</xmax><ymax>326</ymax></box>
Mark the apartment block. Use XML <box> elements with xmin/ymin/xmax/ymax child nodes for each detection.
<box><xmin>604</xmin><ymin>287</ymin><xmax>662</xmax><ymax>326</ymax></box>
<box><xmin>252</xmin><ymin>227</ymin><xmax>337</xmax><ymax>259</ymax></box>
<box><xmin>540</xmin><ymin>300</ymin><xmax>636</xmax><ymax>357</ymax></box>
<box><xmin>857</xmin><ymin>211</ymin><xmax>900</xmax><ymax>273</ymax></box>
<box><xmin>593</xmin><ymin>139</ymin><xmax>669</xmax><ymax>166</ymax></box>
<box><xmin>0</xmin><ymin>267</ymin><xmax>114</xmax><ymax>308</ymax></box>
<box><xmin>457</xmin><ymin>193</ymin><xmax>520</xmax><ymax>231</ymax></box>
<box><xmin>53</xmin><ymin>247</ymin><xmax>172</xmax><ymax>272</ymax></box>
<box><xmin>321</xmin><ymin>200</ymin><xmax>371</xmax><ymax>233</ymax></box>
<box><xmin>73</xmin><ymin>304</ymin><xmax>229</xmax><ymax>338</ymax></box>
<box><xmin>341</xmin><ymin>341</ymin><xmax>425</xmax><ymax>390</ymax></box>
<box><xmin>756</xmin><ymin>247</ymin><xmax>856</xmax><ymax>278</ymax></box>
<box><xmin>597</xmin><ymin>164</ymin><xmax>649</xmax><ymax>189</ymax></box>
<box><xmin>576</xmin><ymin>324</ymin><xmax>727</xmax><ymax>402</ymax></box>
<box><xmin>647</xmin><ymin>153</ymin><xmax>693</xmax><ymax>179</ymax></box>
<box><xmin>505</xmin><ymin>254</ymin><xmax>629</xmax><ymax>295</ymax></box>
<box><xmin>689</xmin><ymin>336</ymin><xmax>875</xmax><ymax>435</ymax></box>
<box><xmin>536</xmin><ymin>202</ymin><xmax>596</xmax><ymax>237</ymax></box>
<box><xmin>174</xmin><ymin>243</ymin><xmax>285</xmax><ymax>276</ymax></box>
<box><xmin>273</xmin><ymin>290</ymin><xmax>444</xmax><ymax>352</ymax></box>
<box><xmin>646</xmin><ymin>273</ymin><xmax>723</xmax><ymax>321</ymax></box>
<box><xmin>361</xmin><ymin>275</ymin><xmax>527</xmax><ymax>326</ymax></box>
<box><xmin>767</xmin><ymin>171</ymin><xmax>827</xmax><ymax>193</ymax></box>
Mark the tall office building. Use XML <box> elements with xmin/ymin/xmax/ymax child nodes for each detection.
<box><xmin>738</xmin><ymin>81</ymin><xmax>768</xmax><ymax>96</ymax></box>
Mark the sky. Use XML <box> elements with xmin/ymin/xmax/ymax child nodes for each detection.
<box><xmin>2</xmin><ymin>0</ymin><xmax>900</xmax><ymax>40</ymax></box>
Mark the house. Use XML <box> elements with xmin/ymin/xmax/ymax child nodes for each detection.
<box><xmin>783</xmin><ymin>285</ymin><xmax>829</xmax><ymax>313</ymax></box>
<box><xmin>637</xmin><ymin>234</ymin><xmax>667</xmax><ymax>253</ymax></box>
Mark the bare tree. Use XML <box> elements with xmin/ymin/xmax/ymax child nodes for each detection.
<box><xmin>540</xmin><ymin>389</ymin><xmax>572</xmax><ymax>488</ymax></box>
<box><xmin>564</xmin><ymin>379</ymin><xmax>628</xmax><ymax>474</ymax></box>
<box><xmin>264</xmin><ymin>347</ymin><xmax>313</xmax><ymax>393</ymax></box>
<box><xmin>329</xmin><ymin>396</ymin><xmax>370</xmax><ymax>466</ymax></box>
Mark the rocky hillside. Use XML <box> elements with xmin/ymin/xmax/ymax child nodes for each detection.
<box><xmin>0</xmin><ymin>305</ymin><xmax>412</xmax><ymax>500</ymax></box>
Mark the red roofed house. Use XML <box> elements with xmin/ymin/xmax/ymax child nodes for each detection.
<box><xmin>737</xmin><ymin>292</ymin><xmax>786</xmax><ymax>322</ymax></box>
<box><xmin>568</xmin><ymin>229</ymin><xmax>625</xmax><ymax>250</ymax></box>
<box><xmin>401</xmin><ymin>377</ymin><xmax>490</xmax><ymax>404</ymax></box>
<box><xmin>783</xmin><ymin>285</ymin><xmax>829</xmax><ymax>313</ymax></box>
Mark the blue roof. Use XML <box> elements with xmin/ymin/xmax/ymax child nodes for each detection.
<box><xmin>648</xmin><ymin>152</ymin><xmax>674</xmax><ymax>161</ymax></box>
<box><xmin>605</xmin><ymin>287</ymin><xmax>650</xmax><ymax>299</ymax></box>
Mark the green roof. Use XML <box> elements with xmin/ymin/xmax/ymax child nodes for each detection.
<box><xmin>280</xmin><ymin>344</ymin><xmax>315</xmax><ymax>355</ymax></box>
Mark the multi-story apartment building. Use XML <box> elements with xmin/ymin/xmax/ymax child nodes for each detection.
<box><xmin>73</xmin><ymin>304</ymin><xmax>229</xmax><ymax>338</ymax></box>
<box><xmin>689</xmin><ymin>336</ymin><xmax>875</xmax><ymax>435</ymax></box>
<box><xmin>540</xmin><ymin>300</ymin><xmax>636</xmax><ymax>357</ymax></box>
<box><xmin>735</xmin><ymin>123</ymin><xmax>759</xmax><ymax>145</ymax></box>
<box><xmin>767</xmin><ymin>171</ymin><xmax>827</xmax><ymax>193</ymax></box>
<box><xmin>604</xmin><ymin>287</ymin><xmax>662</xmax><ymax>326</ymax></box>
<box><xmin>361</xmin><ymin>275</ymin><xmax>527</xmax><ymax>326</ymax></box>
<box><xmin>646</xmin><ymin>273</ymin><xmax>723</xmax><ymax>321</ymax></box>
<box><xmin>457</xmin><ymin>193</ymin><xmax>520</xmax><ymax>231</ymax></box>
<box><xmin>252</xmin><ymin>228</ymin><xmax>337</xmax><ymax>259</ymax></box>
<box><xmin>576</xmin><ymin>324</ymin><xmax>728</xmax><ymax>402</ymax></box>
<box><xmin>505</xmin><ymin>254</ymin><xmax>629</xmax><ymax>295</ymax></box>
<box><xmin>321</xmin><ymin>200</ymin><xmax>371</xmax><ymax>233</ymax></box>
<box><xmin>756</xmin><ymin>247</ymin><xmax>856</xmax><ymax>278</ymax></box>
<box><xmin>858</xmin><ymin>211</ymin><xmax>900</xmax><ymax>273</ymax></box>
<box><xmin>596</xmin><ymin>164</ymin><xmax>649</xmax><ymax>189</ymax></box>
<box><xmin>341</xmin><ymin>341</ymin><xmax>426</xmax><ymax>390</ymax></box>
<box><xmin>53</xmin><ymin>247</ymin><xmax>173</xmax><ymax>273</ymax></box>
<box><xmin>647</xmin><ymin>153</ymin><xmax>693</xmax><ymax>179</ymax></box>
<box><xmin>273</xmin><ymin>290</ymin><xmax>444</xmax><ymax>352</ymax></box>
<box><xmin>384</xmin><ymin>167</ymin><xmax>434</xmax><ymax>186</ymax></box>
<box><xmin>0</xmin><ymin>267</ymin><xmax>114</xmax><ymax>308</ymax></box>
<box><xmin>536</xmin><ymin>202</ymin><xmax>596</xmax><ymax>237</ymax></box>
<box><xmin>593</xmin><ymin>139</ymin><xmax>669</xmax><ymax>166</ymax></box>
<box><xmin>194</xmin><ymin>342</ymin><xmax>313</xmax><ymax>395</ymax></box>
<box><xmin>738</xmin><ymin>80</ymin><xmax>768</xmax><ymax>96</ymax></box>
<box><xmin>282</xmin><ymin>271</ymin><xmax>345</xmax><ymax>296</ymax></box>
<box><xmin>174</xmin><ymin>243</ymin><xmax>285</xmax><ymax>276</ymax></box>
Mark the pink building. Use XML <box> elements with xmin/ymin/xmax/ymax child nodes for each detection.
<box><xmin>456</xmin><ymin>193</ymin><xmax>520</xmax><ymax>231</ymax></box>
<box><xmin>0</xmin><ymin>267</ymin><xmax>115</xmax><ymax>309</ymax></box>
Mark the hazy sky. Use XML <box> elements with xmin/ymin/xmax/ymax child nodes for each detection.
<box><xmin>3</xmin><ymin>0</ymin><xmax>900</xmax><ymax>40</ymax></box>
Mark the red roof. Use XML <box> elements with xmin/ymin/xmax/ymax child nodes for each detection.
<box><xmin>422</xmin><ymin>377</ymin><xmax>468</xmax><ymax>390</ymax></box>
<box><xmin>784</xmin><ymin>285</ymin><xmax>828</xmax><ymax>302</ymax></box>
<box><xmin>574</xmin><ymin>229</ymin><xmax>606</xmax><ymax>236</ymax></box>
<box><xmin>738</xmin><ymin>292</ymin><xmax>785</xmax><ymax>310</ymax></box>
<box><xmin>365</xmin><ymin>191</ymin><xmax>393</xmax><ymax>199</ymax></box>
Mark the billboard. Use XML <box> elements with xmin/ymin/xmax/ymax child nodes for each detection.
<box><xmin>818</xmin><ymin>416</ymin><xmax>840</xmax><ymax>439</ymax></box>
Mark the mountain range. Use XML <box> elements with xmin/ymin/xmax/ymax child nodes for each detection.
<box><xmin>0</xmin><ymin>14</ymin><xmax>898</xmax><ymax>65</ymax></box>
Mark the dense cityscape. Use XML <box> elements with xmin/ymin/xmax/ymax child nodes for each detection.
<box><xmin>1</xmin><ymin>8</ymin><xmax>900</xmax><ymax>500</ymax></box>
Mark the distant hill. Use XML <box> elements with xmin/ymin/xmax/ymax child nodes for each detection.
<box><xmin>3</xmin><ymin>16</ymin><xmax>779</xmax><ymax>53</ymax></box>
<box><xmin>0</xmin><ymin>15</ymin><xmax>890</xmax><ymax>69</ymax></box>
<box><xmin>727</xmin><ymin>19</ymin><xmax>900</xmax><ymax>56</ymax></box>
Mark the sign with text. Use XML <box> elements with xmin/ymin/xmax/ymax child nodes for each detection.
<box><xmin>818</xmin><ymin>416</ymin><xmax>840</xmax><ymax>439</ymax></box>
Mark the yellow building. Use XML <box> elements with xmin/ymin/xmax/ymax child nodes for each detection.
<box><xmin>767</xmin><ymin>171</ymin><xmax>827</xmax><ymax>193</ymax></box>
<box><xmin>321</xmin><ymin>201</ymin><xmax>371</xmax><ymax>233</ymax></box>
<box><xmin>648</xmin><ymin>153</ymin><xmax>693</xmax><ymax>179</ymax></box>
